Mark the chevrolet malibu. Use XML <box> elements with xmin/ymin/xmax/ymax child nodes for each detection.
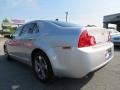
<box><xmin>4</xmin><ymin>20</ymin><xmax>114</xmax><ymax>82</ymax></box>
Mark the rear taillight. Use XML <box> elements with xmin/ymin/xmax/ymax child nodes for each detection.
<box><xmin>78</xmin><ymin>30</ymin><xmax>96</xmax><ymax>48</ymax></box>
<box><xmin>108</xmin><ymin>31</ymin><xmax>111</xmax><ymax>42</ymax></box>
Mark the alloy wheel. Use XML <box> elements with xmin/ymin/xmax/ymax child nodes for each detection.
<box><xmin>34</xmin><ymin>55</ymin><xmax>48</xmax><ymax>80</ymax></box>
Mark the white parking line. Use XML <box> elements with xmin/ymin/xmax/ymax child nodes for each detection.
<box><xmin>0</xmin><ymin>41</ymin><xmax>5</xmax><ymax>45</ymax></box>
<box><xmin>0</xmin><ymin>43</ymin><xmax>4</xmax><ymax>50</ymax></box>
<box><xmin>0</xmin><ymin>43</ymin><xmax>4</xmax><ymax>55</ymax></box>
<box><xmin>0</xmin><ymin>39</ymin><xmax>6</xmax><ymax>52</ymax></box>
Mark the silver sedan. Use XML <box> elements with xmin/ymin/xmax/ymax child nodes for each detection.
<box><xmin>4</xmin><ymin>20</ymin><xmax>114</xmax><ymax>82</ymax></box>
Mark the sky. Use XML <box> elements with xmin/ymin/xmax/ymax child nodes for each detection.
<box><xmin>0</xmin><ymin>0</ymin><xmax>120</xmax><ymax>27</ymax></box>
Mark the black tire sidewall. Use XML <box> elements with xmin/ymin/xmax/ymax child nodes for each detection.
<box><xmin>32</xmin><ymin>51</ymin><xmax>53</xmax><ymax>82</ymax></box>
<box><xmin>4</xmin><ymin>46</ymin><xmax>11</xmax><ymax>60</ymax></box>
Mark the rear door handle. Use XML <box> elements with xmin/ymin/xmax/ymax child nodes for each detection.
<box><xmin>42</xmin><ymin>33</ymin><xmax>48</xmax><ymax>36</ymax></box>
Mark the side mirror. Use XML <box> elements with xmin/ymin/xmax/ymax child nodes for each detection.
<box><xmin>4</xmin><ymin>34</ymin><xmax>13</xmax><ymax>39</ymax></box>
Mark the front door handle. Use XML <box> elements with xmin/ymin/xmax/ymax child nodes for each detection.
<box><xmin>28</xmin><ymin>38</ymin><xmax>33</xmax><ymax>40</ymax></box>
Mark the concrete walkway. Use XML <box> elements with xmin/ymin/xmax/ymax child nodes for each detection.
<box><xmin>0</xmin><ymin>34</ymin><xmax>4</xmax><ymax>38</ymax></box>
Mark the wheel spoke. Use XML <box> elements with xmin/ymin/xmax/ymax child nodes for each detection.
<box><xmin>38</xmin><ymin>56</ymin><xmax>42</xmax><ymax>60</ymax></box>
<box><xmin>41</xmin><ymin>59</ymin><xmax>47</xmax><ymax>70</ymax></box>
<box><xmin>34</xmin><ymin>55</ymin><xmax>48</xmax><ymax>80</ymax></box>
<box><xmin>41</xmin><ymin>69</ymin><xmax>46</xmax><ymax>78</ymax></box>
<box><xmin>35</xmin><ymin>59</ymin><xmax>41</xmax><ymax>72</ymax></box>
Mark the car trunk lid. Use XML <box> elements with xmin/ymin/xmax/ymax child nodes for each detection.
<box><xmin>86</xmin><ymin>27</ymin><xmax>109</xmax><ymax>44</ymax></box>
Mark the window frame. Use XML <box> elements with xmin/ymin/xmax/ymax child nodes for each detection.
<box><xmin>32</xmin><ymin>23</ymin><xmax>39</xmax><ymax>34</ymax></box>
<box><xmin>11</xmin><ymin>26</ymin><xmax>23</xmax><ymax>39</ymax></box>
<box><xmin>19</xmin><ymin>22</ymin><xmax>40</xmax><ymax>37</ymax></box>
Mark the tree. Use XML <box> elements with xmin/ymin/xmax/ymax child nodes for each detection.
<box><xmin>1</xmin><ymin>18</ymin><xmax>11</xmax><ymax>30</ymax></box>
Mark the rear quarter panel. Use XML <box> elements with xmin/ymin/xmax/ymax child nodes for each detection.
<box><xmin>34</xmin><ymin>22</ymin><xmax>82</xmax><ymax>75</ymax></box>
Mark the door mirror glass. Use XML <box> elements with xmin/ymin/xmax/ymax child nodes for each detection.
<box><xmin>9</xmin><ymin>34</ymin><xmax>14</xmax><ymax>39</ymax></box>
<box><xmin>4</xmin><ymin>34</ymin><xmax>13</xmax><ymax>39</ymax></box>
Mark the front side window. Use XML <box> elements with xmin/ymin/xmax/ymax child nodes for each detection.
<box><xmin>12</xmin><ymin>26</ymin><xmax>22</xmax><ymax>39</ymax></box>
<box><xmin>20</xmin><ymin>23</ymin><xmax>35</xmax><ymax>36</ymax></box>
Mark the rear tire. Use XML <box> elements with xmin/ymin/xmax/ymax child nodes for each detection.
<box><xmin>32</xmin><ymin>51</ymin><xmax>53</xmax><ymax>82</ymax></box>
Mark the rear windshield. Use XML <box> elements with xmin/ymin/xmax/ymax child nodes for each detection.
<box><xmin>51</xmin><ymin>21</ymin><xmax>80</xmax><ymax>27</ymax></box>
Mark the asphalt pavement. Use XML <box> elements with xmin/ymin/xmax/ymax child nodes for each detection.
<box><xmin>0</xmin><ymin>38</ymin><xmax>120</xmax><ymax>90</ymax></box>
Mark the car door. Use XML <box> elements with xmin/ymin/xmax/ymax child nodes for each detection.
<box><xmin>17</xmin><ymin>22</ymin><xmax>39</xmax><ymax>62</ymax></box>
<box><xmin>7</xmin><ymin>26</ymin><xmax>23</xmax><ymax>57</ymax></box>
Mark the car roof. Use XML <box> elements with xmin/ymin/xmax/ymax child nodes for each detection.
<box><xmin>26</xmin><ymin>20</ymin><xmax>81</xmax><ymax>28</ymax></box>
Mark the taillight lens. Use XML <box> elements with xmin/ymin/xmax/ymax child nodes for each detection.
<box><xmin>78</xmin><ymin>30</ymin><xmax>96</xmax><ymax>48</ymax></box>
<box><xmin>108</xmin><ymin>31</ymin><xmax>111</xmax><ymax>42</ymax></box>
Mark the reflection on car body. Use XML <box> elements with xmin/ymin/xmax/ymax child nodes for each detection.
<box><xmin>4</xmin><ymin>20</ymin><xmax>114</xmax><ymax>82</ymax></box>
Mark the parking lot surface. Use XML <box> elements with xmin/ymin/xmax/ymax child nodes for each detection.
<box><xmin>0</xmin><ymin>38</ymin><xmax>120</xmax><ymax>90</ymax></box>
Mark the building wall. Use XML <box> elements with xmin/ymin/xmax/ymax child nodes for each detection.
<box><xmin>103</xmin><ymin>13</ymin><xmax>120</xmax><ymax>31</ymax></box>
<box><xmin>104</xmin><ymin>13</ymin><xmax>120</xmax><ymax>23</ymax></box>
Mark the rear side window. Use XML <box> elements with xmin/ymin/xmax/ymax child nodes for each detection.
<box><xmin>32</xmin><ymin>24</ymin><xmax>39</xmax><ymax>33</ymax></box>
<box><xmin>12</xmin><ymin>26</ymin><xmax>22</xmax><ymax>38</ymax></box>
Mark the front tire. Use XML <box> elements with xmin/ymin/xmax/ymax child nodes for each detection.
<box><xmin>4</xmin><ymin>46</ymin><xmax>11</xmax><ymax>60</ymax></box>
<box><xmin>32</xmin><ymin>51</ymin><xmax>53</xmax><ymax>82</ymax></box>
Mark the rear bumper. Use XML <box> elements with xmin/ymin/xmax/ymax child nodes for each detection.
<box><xmin>53</xmin><ymin>42</ymin><xmax>114</xmax><ymax>78</ymax></box>
<box><xmin>90</xmin><ymin>56</ymin><xmax>112</xmax><ymax>72</ymax></box>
